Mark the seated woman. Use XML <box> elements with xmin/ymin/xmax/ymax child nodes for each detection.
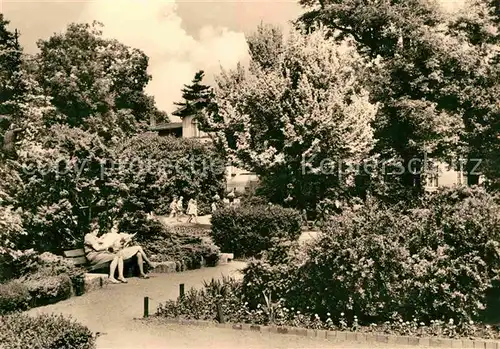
<box><xmin>84</xmin><ymin>220</ymin><xmax>123</xmax><ymax>284</ymax></box>
<box><xmin>102</xmin><ymin>221</ymin><xmax>158</xmax><ymax>281</ymax></box>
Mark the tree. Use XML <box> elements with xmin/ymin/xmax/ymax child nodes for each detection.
<box><xmin>35</xmin><ymin>21</ymin><xmax>167</xmax><ymax>141</ymax></box>
<box><xmin>296</xmin><ymin>0</ymin><xmax>499</xmax><ymax>198</ymax></box>
<box><xmin>173</xmin><ymin>70</ymin><xmax>212</xmax><ymax>119</ymax></box>
<box><xmin>203</xmin><ymin>27</ymin><xmax>377</xmax><ymax>212</ymax></box>
<box><xmin>446</xmin><ymin>0</ymin><xmax>500</xmax><ymax>188</ymax></box>
<box><xmin>0</xmin><ymin>15</ymin><xmax>24</xmax><ymax>140</ymax></box>
<box><xmin>246</xmin><ymin>22</ymin><xmax>284</xmax><ymax>70</ymax></box>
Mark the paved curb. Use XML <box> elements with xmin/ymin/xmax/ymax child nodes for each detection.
<box><xmin>143</xmin><ymin>318</ymin><xmax>500</xmax><ymax>348</ymax></box>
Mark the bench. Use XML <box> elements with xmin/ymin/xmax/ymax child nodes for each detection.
<box><xmin>63</xmin><ymin>248</ymin><xmax>139</xmax><ymax>275</ymax></box>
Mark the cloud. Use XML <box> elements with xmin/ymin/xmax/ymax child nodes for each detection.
<box><xmin>79</xmin><ymin>0</ymin><xmax>249</xmax><ymax>119</ymax></box>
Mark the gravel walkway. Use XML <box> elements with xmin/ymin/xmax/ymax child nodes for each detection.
<box><xmin>26</xmin><ymin>261</ymin><xmax>439</xmax><ymax>349</ymax></box>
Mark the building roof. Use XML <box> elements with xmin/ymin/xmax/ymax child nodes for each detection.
<box><xmin>150</xmin><ymin>122</ymin><xmax>182</xmax><ymax>131</ymax></box>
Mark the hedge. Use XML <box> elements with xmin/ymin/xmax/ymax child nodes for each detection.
<box><xmin>115</xmin><ymin>133</ymin><xmax>226</xmax><ymax>216</ymax></box>
<box><xmin>210</xmin><ymin>204</ymin><xmax>302</xmax><ymax>258</ymax></box>
<box><xmin>0</xmin><ymin>313</ymin><xmax>95</xmax><ymax>349</ymax></box>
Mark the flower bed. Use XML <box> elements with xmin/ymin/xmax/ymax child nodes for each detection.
<box><xmin>155</xmin><ymin>276</ymin><xmax>500</xmax><ymax>341</ymax></box>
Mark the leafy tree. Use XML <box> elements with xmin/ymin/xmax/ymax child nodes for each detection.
<box><xmin>446</xmin><ymin>0</ymin><xmax>500</xmax><ymax>188</ymax></box>
<box><xmin>246</xmin><ymin>22</ymin><xmax>284</xmax><ymax>70</ymax></box>
<box><xmin>173</xmin><ymin>70</ymin><xmax>212</xmax><ymax>119</ymax></box>
<box><xmin>0</xmin><ymin>14</ymin><xmax>23</xmax><ymax>121</ymax></box>
<box><xmin>203</xmin><ymin>27</ymin><xmax>377</xmax><ymax>211</ymax></box>
<box><xmin>296</xmin><ymin>0</ymin><xmax>499</xmax><ymax>197</ymax></box>
<box><xmin>35</xmin><ymin>21</ymin><xmax>167</xmax><ymax>140</ymax></box>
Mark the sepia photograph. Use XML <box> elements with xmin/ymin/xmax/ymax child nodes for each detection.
<box><xmin>0</xmin><ymin>0</ymin><xmax>498</xmax><ymax>348</ymax></box>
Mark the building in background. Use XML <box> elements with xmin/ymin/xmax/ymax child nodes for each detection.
<box><xmin>423</xmin><ymin>161</ymin><xmax>484</xmax><ymax>191</ymax></box>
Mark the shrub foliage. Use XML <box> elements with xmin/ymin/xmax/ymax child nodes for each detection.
<box><xmin>115</xmin><ymin>133</ymin><xmax>226</xmax><ymax>216</ymax></box>
<box><xmin>210</xmin><ymin>205</ymin><xmax>302</xmax><ymax>257</ymax></box>
<box><xmin>242</xmin><ymin>187</ymin><xmax>500</xmax><ymax>325</ymax></box>
<box><xmin>0</xmin><ymin>313</ymin><xmax>96</xmax><ymax>349</ymax></box>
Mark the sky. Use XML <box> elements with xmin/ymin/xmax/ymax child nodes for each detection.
<box><xmin>0</xmin><ymin>0</ymin><xmax>465</xmax><ymax>119</ymax></box>
<box><xmin>0</xmin><ymin>0</ymin><xmax>302</xmax><ymax>119</ymax></box>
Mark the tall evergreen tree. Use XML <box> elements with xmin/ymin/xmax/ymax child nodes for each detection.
<box><xmin>0</xmin><ymin>14</ymin><xmax>24</xmax><ymax>132</ymax></box>
<box><xmin>173</xmin><ymin>70</ymin><xmax>212</xmax><ymax>119</ymax></box>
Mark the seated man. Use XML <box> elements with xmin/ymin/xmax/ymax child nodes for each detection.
<box><xmin>101</xmin><ymin>221</ymin><xmax>158</xmax><ymax>281</ymax></box>
<box><xmin>84</xmin><ymin>220</ymin><xmax>123</xmax><ymax>284</ymax></box>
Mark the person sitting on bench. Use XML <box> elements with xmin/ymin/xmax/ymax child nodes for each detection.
<box><xmin>84</xmin><ymin>220</ymin><xmax>123</xmax><ymax>284</ymax></box>
<box><xmin>101</xmin><ymin>221</ymin><xmax>158</xmax><ymax>281</ymax></box>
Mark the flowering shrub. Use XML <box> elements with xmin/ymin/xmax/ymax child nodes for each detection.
<box><xmin>243</xmin><ymin>187</ymin><xmax>500</xmax><ymax>325</ymax></box>
<box><xmin>210</xmin><ymin>205</ymin><xmax>302</xmax><ymax>257</ymax></box>
<box><xmin>11</xmin><ymin>125</ymin><xmax>122</xmax><ymax>253</ymax></box>
<box><xmin>0</xmin><ymin>313</ymin><xmax>96</xmax><ymax>349</ymax></box>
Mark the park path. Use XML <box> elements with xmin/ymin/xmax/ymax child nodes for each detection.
<box><xmin>159</xmin><ymin>214</ymin><xmax>321</xmax><ymax>245</ymax></box>
<box><xmin>25</xmin><ymin>261</ymin><xmax>440</xmax><ymax>349</ymax></box>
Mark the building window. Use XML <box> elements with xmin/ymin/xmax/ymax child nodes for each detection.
<box><xmin>427</xmin><ymin>171</ymin><xmax>439</xmax><ymax>187</ymax></box>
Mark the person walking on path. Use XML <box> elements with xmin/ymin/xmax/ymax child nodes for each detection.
<box><xmin>169</xmin><ymin>196</ymin><xmax>178</xmax><ymax>219</ymax></box>
<box><xmin>186</xmin><ymin>198</ymin><xmax>198</xmax><ymax>224</ymax></box>
<box><xmin>176</xmin><ymin>196</ymin><xmax>184</xmax><ymax>221</ymax></box>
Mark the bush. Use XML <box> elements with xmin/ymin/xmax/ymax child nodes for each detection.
<box><xmin>246</xmin><ymin>187</ymin><xmax>500</xmax><ymax>325</ymax></box>
<box><xmin>210</xmin><ymin>205</ymin><xmax>302</xmax><ymax>257</ymax></box>
<box><xmin>200</xmin><ymin>240</ymin><xmax>220</xmax><ymax>267</ymax></box>
<box><xmin>139</xmin><ymin>223</ymin><xmax>221</xmax><ymax>269</ymax></box>
<box><xmin>0</xmin><ymin>313</ymin><xmax>96</xmax><ymax>349</ymax></box>
<box><xmin>0</xmin><ymin>281</ymin><xmax>31</xmax><ymax>315</ymax></box>
<box><xmin>23</xmin><ymin>273</ymin><xmax>73</xmax><ymax>307</ymax></box>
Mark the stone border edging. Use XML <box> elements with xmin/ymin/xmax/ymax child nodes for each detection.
<box><xmin>143</xmin><ymin>317</ymin><xmax>500</xmax><ymax>349</ymax></box>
